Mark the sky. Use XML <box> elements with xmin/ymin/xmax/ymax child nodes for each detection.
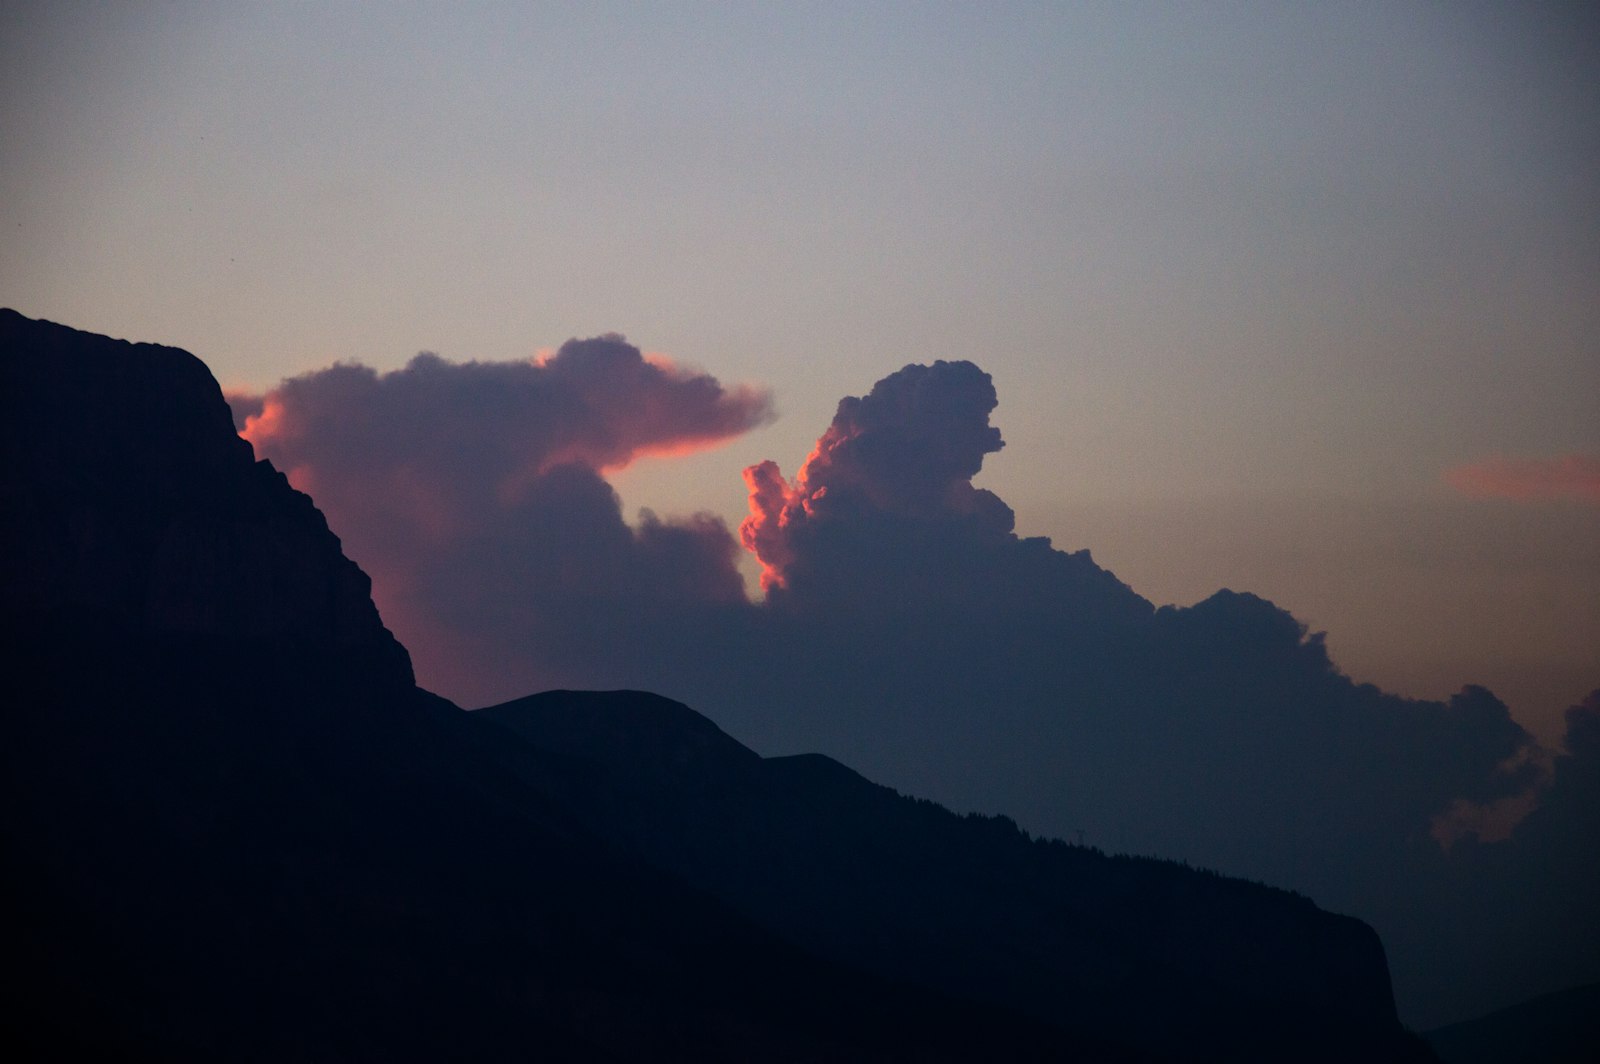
<box><xmin>3</xmin><ymin>1</ymin><xmax>1599</xmax><ymax>1027</ymax></box>
<box><xmin>3</xmin><ymin>2</ymin><xmax>1594</xmax><ymax>744</ymax></box>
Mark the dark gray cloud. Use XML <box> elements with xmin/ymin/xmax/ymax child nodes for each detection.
<box><xmin>234</xmin><ymin>348</ymin><xmax>1593</xmax><ymax>1027</ymax></box>
<box><xmin>723</xmin><ymin>361</ymin><xmax>1591</xmax><ymax>1027</ymax></box>
<box><xmin>717</xmin><ymin>364</ymin><xmax>1536</xmax><ymax>898</ymax></box>
<box><xmin>1373</xmin><ymin>689</ymin><xmax>1600</xmax><ymax>1024</ymax></box>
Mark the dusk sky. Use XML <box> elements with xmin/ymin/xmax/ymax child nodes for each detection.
<box><xmin>3</xmin><ymin>1</ymin><xmax>1596</xmax><ymax>744</ymax></box>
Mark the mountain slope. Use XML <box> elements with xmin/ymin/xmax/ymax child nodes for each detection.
<box><xmin>1</xmin><ymin>309</ymin><xmax>1098</xmax><ymax>1061</ymax></box>
<box><xmin>1424</xmin><ymin>982</ymin><xmax>1600</xmax><ymax>1064</ymax></box>
<box><xmin>3</xmin><ymin>309</ymin><xmax>1429</xmax><ymax>1060</ymax></box>
<box><xmin>480</xmin><ymin>689</ymin><xmax>1432</xmax><ymax>1062</ymax></box>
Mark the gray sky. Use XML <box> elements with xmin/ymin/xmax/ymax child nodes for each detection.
<box><xmin>3</xmin><ymin>1</ymin><xmax>1595</xmax><ymax>740</ymax></box>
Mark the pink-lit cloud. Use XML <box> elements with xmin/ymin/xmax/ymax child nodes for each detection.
<box><xmin>739</xmin><ymin>360</ymin><xmax>1013</xmax><ymax>591</ymax></box>
<box><xmin>229</xmin><ymin>335</ymin><xmax>770</xmax><ymax>701</ymax></box>
<box><xmin>224</xmin><ymin>347</ymin><xmax>1592</xmax><ymax>1028</ymax></box>
<box><xmin>233</xmin><ymin>336</ymin><xmax>772</xmax><ymax>550</ymax></box>
<box><xmin>237</xmin><ymin>335</ymin><xmax>772</xmax><ymax>499</ymax></box>
<box><xmin>228</xmin><ymin>350</ymin><xmax>1550</xmax><ymax>883</ymax></box>
<box><xmin>1445</xmin><ymin>454</ymin><xmax>1600</xmax><ymax>504</ymax></box>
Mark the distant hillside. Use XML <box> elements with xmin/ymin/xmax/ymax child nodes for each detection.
<box><xmin>480</xmin><ymin>689</ymin><xmax>1432</xmax><ymax>1062</ymax></box>
<box><xmin>1424</xmin><ymin>982</ymin><xmax>1599</xmax><ymax>1064</ymax></box>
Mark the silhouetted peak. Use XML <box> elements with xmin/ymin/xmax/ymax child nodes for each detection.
<box><xmin>0</xmin><ymin>308</ymin><xmax>250</xmax><ymax>475</ymax></box>
<box><xmin>1424</xmin><ymin>980</ymin><xmax>1600</xmax><ymax>1063</ymax></box>
<box><xmin>478</xmin><ymin>689</ymin><xmax>761</xmax><ymax>788</ymax></box>
<box><xmin>766</xmin><ymin>751</ymin><xmax>877</xmax><ymax>789</ymax></box>
<box><xmin>0</xmin><ymin>309</ymin><xmax>411</xmax><ymax>685</ymax></box>
<box><xmin>483</xmin><ymin>688</ymin><xmax>1417</xmax><ymax>1061</ymax></box>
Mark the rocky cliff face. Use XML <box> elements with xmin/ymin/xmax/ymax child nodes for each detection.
<box><xmin>0</xmin><ymin>308</ymin><xmax>410</xmax><ymax>683</ymax></box>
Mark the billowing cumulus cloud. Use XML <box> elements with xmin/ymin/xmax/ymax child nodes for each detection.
<box><xmin>233</xmin><ymin>335</ymin><xmax>770</xmax><ymax>701</ymax></box>
<box><xmin>718</xmin><ymin>365</ymin><xmax>1592</xmax><ymax>1025</ymax></box>
<box><xmin>1395</xmin><ymin>689</ymin><xmax>1600</xmax><ymax>1021</ymax></box>
<box><xmin>238</xmin><ymin>334</ymin><xmax>772</xmax><ymax>514</ymax></box>
<box><xmin>231</xmin><ymin>345</ymin><xmax>1594</xmax><ymax>1027</ymax></box>
<box><xmin>721</xmin><ymin>362</ymin><xmax>1590</xmax><ymax>1026</ymax></box>
<box><xmin>741</xmin><ymin>360</ymin><xmax>1015</xmax><ymax>591</ymax></box>
<box><xmin>720</xmin><ymin>366</ymin><xmax>1536</xmax><ymax>882</ymax></box>
<box><xmin>1445</xmin><ymin>453</ymin><xmax>1600</xmax><ymax>503</ymax></box>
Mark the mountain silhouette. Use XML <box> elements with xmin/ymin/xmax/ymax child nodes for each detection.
<box><xmin>481</xmin><ymin>689</ymin><xmax>1424</xmax><ymax>1061</ymax></box>
<box><xmin>2</xmin><ymin>308</ymin><xmax>1432</xmax><ymax>1060</ymax></box>
<box><xmin>1423</xmin><ymin>981</ymin><xmax>1600</xmax><ymax>1064</ymax></box>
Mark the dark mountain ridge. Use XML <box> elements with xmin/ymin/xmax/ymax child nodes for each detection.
<box><xmin>1423</xmin><ymin>981</ymin><xmax>1600</xmax><ymax>1063</ymax></box>
<box><xmin>481</xmin><ymin>690</ymin><xmax>1410</xmax><ymax>1061</ymax></box>
<box><xmin>0</xmin><ymin>310</ymin><xmax>411</xmax><ymax>681</ymax></box>
<box><xmin>2</xmin><ymin>309</ymin><xmax>1430</xmax><ymax>1060</ymax></box>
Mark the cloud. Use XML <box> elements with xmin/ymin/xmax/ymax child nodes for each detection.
<box><xmin>740</xmin><ymin>360</ymin><xmax>1016</xmax><ymax>591</ymax></box>
<box><xmin>232</xmin><ymin>335</ymin><xmax>769</xmax><ymax>703</ymax></box>
<box><xmin>721</xmin><ymin>362</ymin><xmax>1580</xmax><ymax>1027</ymax></box>
<box><xmin>239</xmin><ymin>335</ymin><xmax>772</xmax><ymax>513</ymax></box>
<box><xmin>232</xmin><ymin>345</ymin><xmax>1592</xmax><ymax>1026</ymax></box>
<box><xmin>1445</xmin><ymin>454</ymin><xmax>1600</xmax><ymax>503</ymax></box>
<box><xmin>223</xmin><ymin>390</ymin><xmax>263</xmax><ymax>428</ymax></box>
<box><xmin>1398</xmin><ymin>689</ymin><xmax>1600</xmax><ymax>1022</ymax></box>
<box><xmin>718</xmin><ymin>366</ymin><xmax>1536</xmax><ymax>885</ymax></box>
